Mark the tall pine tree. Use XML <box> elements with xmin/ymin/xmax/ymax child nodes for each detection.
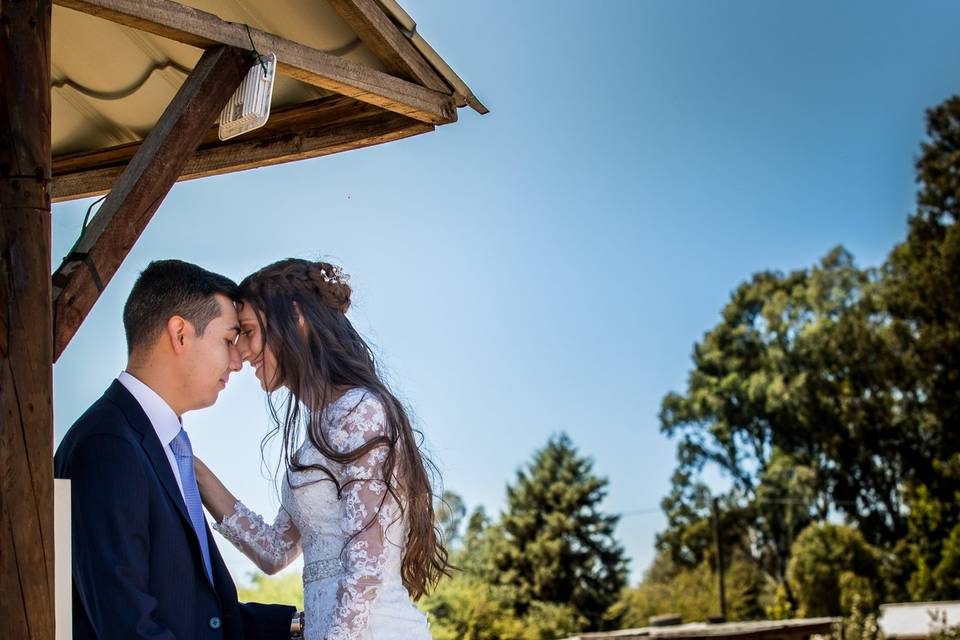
<box><xmin>489</xmin><ymin>433</ymin><xmax>627</xmax><ymax>629</ymax></box>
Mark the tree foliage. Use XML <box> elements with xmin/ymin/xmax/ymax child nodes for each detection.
<box><xmin>436</xmin><ymin>490</ymin><xmax>468</xmax><ymax>549</ymax></box>
<box><xmin>786</xmin><ymin>523</ymin><xmax>880</xmax><ymax>617</ymax></box>
<box><xmin>420</xmin><ymin>577</ymin><xmax>527</xmax><ymax>640</ymax></box>
<box><xmin>424</xmin><ymin>434</ymin><xmax>627</xmax><ymax>637</ymax></box>
<box><xmin>237</xmin><ymin>571</ymin><xmax>304</xmax><ymax>609</ymax></box>
<box><xmin>609</xmin><ymin>549</ymin><xmax>767</xmax><ymax>627</ymax></box>
<box><xmin>486</xmin><ymin>433</ymin><xmax>628</xmax><ymax>628</ymax></box>
<box><xmin>657</xmin><ymin>94</ymin><xmax>960</xmax><ymax>608</ymax></box>
<box><xmin>885</xmin><ymin>96</ymin><xmax>960</xmax><ymax>602</ymax></box>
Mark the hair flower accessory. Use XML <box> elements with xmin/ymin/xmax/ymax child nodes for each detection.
<box><xmin>319</xmin><ymin>265</ymin><xmax>349</xmax><ymax>285</ymax></box>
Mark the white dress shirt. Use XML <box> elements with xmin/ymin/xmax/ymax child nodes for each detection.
<box><xmin>117</xmin><ymin>371</ymin><xmax>186</xmax><ymax>500</ymax></box>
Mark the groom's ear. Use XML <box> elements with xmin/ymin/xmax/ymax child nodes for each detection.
<box><xmin>166</xmin><ymin>316</ymin><xmax>189</xmax><ymax>354</ymax></box>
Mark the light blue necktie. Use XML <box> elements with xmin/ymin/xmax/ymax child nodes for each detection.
<box><xmin>169</xmin><ymin>427</ymin><xmax>214</xmax><ymax>584</ymax></box>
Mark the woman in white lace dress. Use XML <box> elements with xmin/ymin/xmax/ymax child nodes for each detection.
<box><xmin>193</xmin><ymin>259</ymin><xmax>448</xmax><ymax>640</ymax></box>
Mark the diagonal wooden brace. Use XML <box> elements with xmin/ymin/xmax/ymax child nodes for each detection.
<box><xmin>51</xmin><ymin>44</ymin><xmax>251</xmax><ymax>362</ymax></box>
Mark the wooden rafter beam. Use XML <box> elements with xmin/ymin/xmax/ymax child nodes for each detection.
<box><xmin>51</xmin><ymin>96</ymin><xmax>433</xmax><ymax>202</ymax></box>
<box><xmin>53</xmin><ymin>0</ymin><xmax>457</xmax><ymax>125</ymax></box>
<box><xmin>325</xmin><ymin>0</ymin><xmax>449</xmax><ymax>93</ymax></box>
<box><xmin>52</xmin><ymin>45</ymin><xmax>250</xmax><ymax>361</ymax></box>
<box><xmin>53</xmin><ymin>96</ymin><xmax>379</xmax><ymax>177</ymax></box>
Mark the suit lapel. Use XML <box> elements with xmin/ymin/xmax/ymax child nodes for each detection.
<box><xmin>106</xmin><ymin>381</ymin><xmax>194</xmax><ymax>527</ymax></box>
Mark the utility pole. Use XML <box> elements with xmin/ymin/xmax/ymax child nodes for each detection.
<box><xmin>712</xmin><ymin>497</ymin><xmax>727</xmax><ymax>621</ymax></box>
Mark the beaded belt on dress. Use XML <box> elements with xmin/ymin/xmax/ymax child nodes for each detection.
<box><xmin>303</xmin><ymin>557</ymin><xmax>344</xmax><ymax>584</ymax></box>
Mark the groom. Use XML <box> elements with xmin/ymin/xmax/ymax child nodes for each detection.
<box><xmin>55</xmin><ymin>260</ymin><xmax>298</xmax><ymax>639</ymax></box>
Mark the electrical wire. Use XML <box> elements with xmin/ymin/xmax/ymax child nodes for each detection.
<box><xmin>69</xmin><ymin>194</ymin><xmax>107</xmax><ymax>253</ymax></box>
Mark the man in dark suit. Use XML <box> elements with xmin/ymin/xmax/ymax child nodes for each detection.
<box><xmin>55</xmin><ymin>260</ymin><xmax>300</xmax><ymax>640</ymax></box>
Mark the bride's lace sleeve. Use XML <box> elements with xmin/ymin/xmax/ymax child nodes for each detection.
<box><xmin>327</xmin><ymin>394</ymin><xmax>398</xmax><ymax>640</ymax></box>
<box><xmin>212</xmin><ymin>502</ymin><xmax>303</xmax><ymax>574</ymax></box>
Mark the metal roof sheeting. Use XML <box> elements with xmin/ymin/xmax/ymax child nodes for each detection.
<box><xmin>51</xmin><ymin>0</ymin><xmax>481</xmax><ymax>157</ymax></box>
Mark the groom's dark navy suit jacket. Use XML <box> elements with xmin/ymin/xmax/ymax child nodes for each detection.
<box><xmin>54</xmin><ymin>381</ymin><xmax>295</xmax><ymax>640</ymax></box>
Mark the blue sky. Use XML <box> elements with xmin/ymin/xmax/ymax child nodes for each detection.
<box><xmin>52</xmin><ymin>0</ymin><xmax>960</xmax><ymax>583</ymax></box>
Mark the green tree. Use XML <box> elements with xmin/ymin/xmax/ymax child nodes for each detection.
<box><xmin>609</xmin><ymin>549</ymin><xmax>766</xmax><ymax>627</ymax></box>
<box><xmin>658</xmin><ymin>247</ymin><xmax>902</xmax><ymax>581</ymax></box>
<box><xmin>752</xmin><ymin>451</ymin><xmax>822</xmax><ymax>586</ymax></box>
<box><xmin>437</xmin><ymin>490</ymin><xmax>467</xmax><ymax>548</ymax></box>
<box><xmin>522</xmin><ymin>600</ymin><xmax>589</xmax><ymax>640</ymax></box>
<box><xmin>655</xmin><ymin>92</ymin><xmax>960</xmax><ymax>618</ymax></box>
<box><xmin>237</xmin><ymin>571</ymin><xmax>304</xmax><ymax>608</ymax></box>
<box><xmin>487</xmin><ymin>433</ymin><xmax>628</xmax><ymax>630</ymax></box>
<box><xmin>420</xmin><ymin>573</ymin><xmax>588</xmax><ymax>640</ymax></box>
<box><xmin>905</xmin><ymin>483</ymin><xmax>960</xmax><ymax>600</ymax></box>
<box><xmin>883</xmin><ymin>96</ymin><xmax>960</xmax><ymax>601</ymax></box>
<box><xmin>454</xmin><ymin>505</ymin><xmax>500</xmax><ymax>578</ymax></box>
<box><xmin>420</xmin><ymin>576</ymin><xmax>526</xmax><ymax>640</ymax></box>
<box><xmin>786</xmin><ymin>523</ymin><xmax>880</xmax><ymax>617</ymax></box>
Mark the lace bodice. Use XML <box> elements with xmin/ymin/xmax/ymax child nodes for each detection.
<box><xmin>214</xmin><ymin>388</ymin><xmax>411</xmax><ymax>640</ymax></box>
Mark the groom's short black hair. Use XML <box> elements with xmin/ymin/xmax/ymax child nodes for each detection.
<box><xmin>123</xmin><ymin>260</ymin><xmax>238</xmax><ymax>356</ymax></box>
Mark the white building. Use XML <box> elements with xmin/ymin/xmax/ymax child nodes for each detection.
<box><xmin>879</xmin><ymin>602</ymin><xmax>960</xmax><ymax>639</ymax></box>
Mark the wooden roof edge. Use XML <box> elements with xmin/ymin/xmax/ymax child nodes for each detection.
<box><xmin>325</xmin><ymin>0</ymin><xmax>450</xmax><ymax>95</ymax></box>
<box><xmin>376</xmin><ymin>0</ymin><xmax>489</xmax><ymax>114</ymax></box>
<box><xmin>880</xmin><ymin>601</ymin><xmax>960</xmax><ymax>609</ymax></box>
<box><xmin>53</xmin><ymin>0</ymin><xmax>458</xmax><ymax>125</ymax></box>
<box><xmin>563</xmin><ymin>618</ymin><xmax>843</xmax><ymax>640</ymax></box>
<box><xmin>650</xmin><ymin>618</ymin><xmax>839</xmax><ymax>635</ymax></box>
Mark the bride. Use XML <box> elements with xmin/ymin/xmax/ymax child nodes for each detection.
<box><xmin>194</xmin><ymin>258</ymin><xmax>448</xmax><ymax>640</ymax></box>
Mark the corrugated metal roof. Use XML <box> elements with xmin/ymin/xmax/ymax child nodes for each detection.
<box><xmin>51</xmin><ymin>0</ymin><xmax>481</xmax><ymax>158</ymax></box>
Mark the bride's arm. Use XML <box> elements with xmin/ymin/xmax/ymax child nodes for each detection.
<box><xmin>194</xmin><ymin>457</ymin><xmax>303</xmax><ymax>574</ymax></box>
<box><xmin>194</xmin><ymin>456</ymin><xmax>239</xmax><ymax>522</ymax></box>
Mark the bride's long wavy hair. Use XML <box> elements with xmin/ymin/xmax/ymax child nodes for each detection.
<box><xmin>238</xmin><ymin>258</ymin><xmax>449</xmax><ymax>599</ymax></box>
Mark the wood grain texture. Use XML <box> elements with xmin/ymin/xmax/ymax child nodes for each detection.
<box><xmin>52</xmin><ymin>96</ymin><xmax>433</xmax><ymax>202</ymax></box>
<box><xmin>0</xmin><ymin>1</ymin><xmax>55</xmax><ymax>638</ymax></box>
<box><xmin>53</xmin><ymin>0</ymin><xmax>457</xmax><ymax>124</ymax></box>
<box><xmin>325</xmin><ymin>0</ymin><xmax>448</xmax><ymax>92</ymax></box>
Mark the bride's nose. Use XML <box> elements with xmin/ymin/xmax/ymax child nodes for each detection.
<box><xmin>237</xmin><ymin>336</ymin><xmax>252</xmax><ymax>362</ymax></box>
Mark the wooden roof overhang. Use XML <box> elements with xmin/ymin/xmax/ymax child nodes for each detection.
<box><xmin>0</xmin><ymin>2</ymin><xmax>483</xmax><ymax>637</ymax></box>
<box><xmin>51</xmin><ymin>0</ymin><xmax>487</xmax><ymax>203</ymax></box>
<box><xmin>48</xmin><ymin>0</ymin><xmax>485</xmax><ymax>361</ymax></box>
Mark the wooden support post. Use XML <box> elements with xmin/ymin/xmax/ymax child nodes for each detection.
<box><xmin>0</xmin><ymin>1</ymin><xmax>55</xmax><ymax>639</ymax></box>
<box><xmin>52</xmin><ymin>44</ymin><xmax>250</xmax><ymax>361</ymax></box>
